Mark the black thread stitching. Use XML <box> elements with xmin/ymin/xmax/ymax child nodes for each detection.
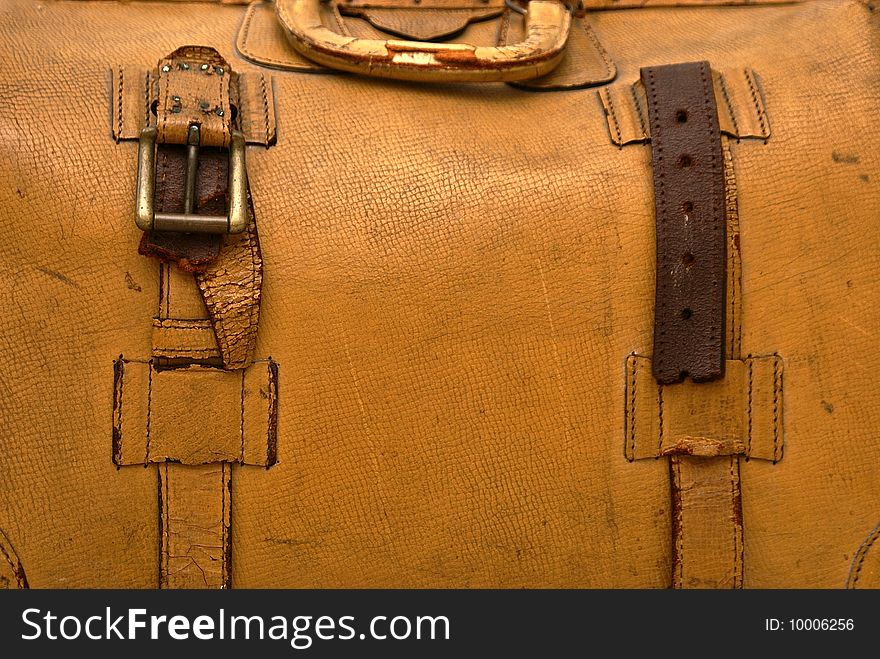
<box><xmin>630</xmin><ymin>83</ymin><xmax>647</xmax><ymax>138</ymax></box>
<box><xmin>624</xmin><ymin>355</ymin><xmax>636</xmax><ymax>461</ymax></box>
<box><xmin>645</xmin><ymin>67</ymin><xmax>667</xmax><ymax>372</ymax></box>
<box><xmin>658</xmin><ymin>381</ymin><xmax>664</xmax><ymax>454</ymax></box>
<box><xmin>144</xmin><ymin>71</ymin><xmax>152</xmax><ymax>129</ymax></box>
<box><xmin>744</xmin><ymin>68</ymin><xmax>768</xmax><ymax>138</ymax></box>
<box><xmin>673</xmin><ymin>457</ymin><xmax>683</xmax><ymax>589</ymax></box>
<box><xmin>773</xmin><ymin>355</ymin><xmax>781</xmax><ymax>463</ymax></box>
<box><xmin>144</xmin><ymin>361</ymin><xmax>153</xmax><ymax>463</ymax></box>
<box><xmin>746</xmin><ymin>357</ymin><xmax>753</xmax><ymax>458</ymax></box>
<box><xmin>603</xmin><ymin>89</ymin><xmax>623</xmax><ymax>146</ymax></box>
<box><xmin>240</xmin><ymin>369</ymin><xmax>246</xmax><ymax>463</ymax></box>
<box><xmin>582</xmin><ymin>21</ymin><xmax>615</xmax><ymax>81</ymax></box>
<box><xmin>717</xmin><ymin>72</ymin><xmax>739</xmax><ymax>138</ymax></box>
<box><xmin>116</xmin><ymin>67</ymin><xmax>124</xmax><ymax>141</ymax></box>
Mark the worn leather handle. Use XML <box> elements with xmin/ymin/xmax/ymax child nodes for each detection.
<box><xmin>275</xmin><ymin>0</ymin><xmax>571</xmax><ymax>82</ymax></box>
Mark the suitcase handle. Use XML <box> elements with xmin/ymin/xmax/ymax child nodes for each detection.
<box><xmin>274</xmin><ymin>0</ymin><xmax>571</xmax><ymax>83</ymax></box>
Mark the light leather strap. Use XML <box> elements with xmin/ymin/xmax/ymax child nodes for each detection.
<box><xmin>642</xmin><ymin>61</ymin><xmax>726</xmax><ymax>385</ymax></box>
<box><xmin>154</xmin><ymin>264</ymin><xmax>234</xmax><ymax>589</ymax></box>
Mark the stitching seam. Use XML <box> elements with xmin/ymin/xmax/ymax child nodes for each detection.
<box><xmin>746</xmin><ymin>358</ymin><xmax>753</xmax><ymax>458</ymax></box>
<box><xmin>773</xmin><ymin>355</ymin><xmax>781</xmax><ymax>462</ymax></box>
<box><xmin>239</xmin><ymin>3</ymin><xmax>324</xmax><ymax>70</ymax></box>
<box><xmin>717</xmin><ymin>72</ymin><xmax>739</xmax><ymax>137</ymax></box>
<box><xmin>848</xmin><ymin>522</ymin><xmax>880</xmax><ymax>588</ymax></box>
<box><xmin>657</xmin><ymin>382</ymin><xmax>664</xmax><ymax>454</ymax></box>
<box><xmin>602</xmin><ymin>89</ymin><xmax>623</xmax><ymax>146</ymax></box>
<box><xmin>144</xmin><ymin>361</ymin><xmax>153</xmax><ymax>463</ymax></box>
<box><xmin>240</xmin><ymin>369</ymin><xmax>246</xmax><ymax>462</ymax></box>
<box><xmin>744</xmin><ymin>68</ymin><xmax>768</xmax><ymax>138</ymax></box>
<box><xmin>116</xmin><ymin>67</ymin><xmax>124</xmax><ymax>141</ymax></box>
<box><xmin>627</xmin><ymin>356</ymin><xmax>636</xmax><ymax>461</ymax></box>
<box><xmin>259</xmin><ymin>74</ymin><xmax>270</xmax><ymax>145</ymax></box>
<box><xmin>582</xmin><ymin>21</ymin><xmax>615</xmax><ymax>81</ymax></box>
<box><xmin>629</xmin><ymin>83</ymin><xmax>647</xmax><ymax>138</ymax></box>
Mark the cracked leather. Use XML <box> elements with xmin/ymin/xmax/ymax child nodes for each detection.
<box><xmin>1</xmin><ymin>0</ymin><xmax>879</xmax><ymax>588</ymax></box>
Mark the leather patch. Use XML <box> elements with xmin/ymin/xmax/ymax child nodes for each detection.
<box><xmin>195</xmin><ymin>206</ymin><xmax>263</xmax><ymax>371</ymax></box>
<box><xmin>159</xmin><ymin>462</ymin><xmax>231</xmax><ymax>589</ymax></box>
<box><xmin>642</xmin><ymin>61</ymin><xmax>726</xmax><ymax>384</ymax></box>
<box><xmin>112</xmin><ymin>358</ymin><xmax>279</xmax><ymax>467</ymax></box>
<box><xmin>237</xmin><ymin>2</ymin><xmax>328</xmax><ymax>72</ymax></box>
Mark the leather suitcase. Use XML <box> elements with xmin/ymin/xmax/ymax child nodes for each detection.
<box><xmin>0</xmin><ymin>0</ymin><xmax>878</xmax><ymax>589</ymax></box>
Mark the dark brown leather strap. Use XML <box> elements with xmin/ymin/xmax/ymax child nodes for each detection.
<box><xmin>641</xmin><ymin>61</ymin><xmax>726</xmax><ymax>385</ymax></box>
<box><xmin>138</xmin><ymin>145</ymin><xmax>225</xmax><ymax>272</ymax></box>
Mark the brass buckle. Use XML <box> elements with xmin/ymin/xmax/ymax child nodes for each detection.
<box><xmin>135</xmin><ymin>123</ymin><xmax>248</xmax><ymax>234</ymax></box>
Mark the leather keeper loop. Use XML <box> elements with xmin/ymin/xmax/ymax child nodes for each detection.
<box><xmin>625</xmin><ymin>354</ymin><xmax>784</xmax><ymax>463</ymax></box>
<box><xmin>112</xmin><ymin>358</ymin><xmax>279</xmax><ymax>467</ymax></box>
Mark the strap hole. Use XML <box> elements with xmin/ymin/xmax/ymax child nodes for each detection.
<box><xmin>681</xmin><ymin>308</ymin><xmax>693</xmax><ymax>320</ymax></box>
<box><xmin>675</xmin><ymin>109</ymin><xmax>688</xmax><ymax>123</ymax></box>
<box><xmin>678</xmin><ymin>154</ymin><xmax>693</xmax><ymax>167</ymax></box>
<box><xmin>680</xmin><ymin>370</ymin><xmax>689</xmax><ymax>380</ymax></box>
<box><xmin>681</xmin><ymin>252</ymin><xmax>695</xmax><ymax>266</ymax></box>
<box><xmin>682</xmin><ymin>201</ymin><xmax>694</xmax><ymax>213</ymax></box>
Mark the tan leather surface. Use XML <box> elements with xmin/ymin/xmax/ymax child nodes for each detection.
<box><xmin>0</xmin><ymin>0</ymin><xmax>878</xmax><ymax>588</ymax></box>
<box><xmin>339</xmin><ymin>8</ymin><xmax>503</xmax><ymax>41</ymax></box>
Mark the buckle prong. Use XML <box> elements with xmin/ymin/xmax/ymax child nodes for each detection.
<box><xmin>135</xmin><ymin>125</ymin><xmax>248</xmax><ymax>234</ymax></box>
<box><xmin>183</xmin><ymin>123</ymin><xmax>200</xmax><ymax>215</ymax></box>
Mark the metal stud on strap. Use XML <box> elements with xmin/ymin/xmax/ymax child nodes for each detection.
<box><xmin>135</xmin><ymin>123</ymin><xmax>248</xmax><ymax>234</ymax></box>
